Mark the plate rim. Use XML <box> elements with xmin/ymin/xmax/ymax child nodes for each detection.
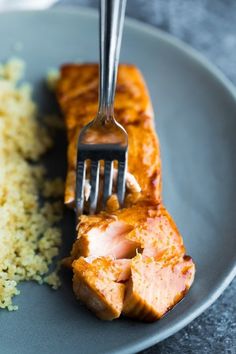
<box><xmin>1</xmin><ymin>7</ymin><xmax>236</xmax><ymax>354</ymax></box>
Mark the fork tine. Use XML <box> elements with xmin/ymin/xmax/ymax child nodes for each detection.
<box><xmin>89</xmin><ymin>160</ymin><xmax>100</xmax><ymax>214</ymax></box>
<box><xmin>117</xmin><ymin>156</ymin><xmax>127</xmax><ymax>206</ymax></box>
<box><xmin>75</xmin><ymin>159</ymin><xmax>86</xmax><ymax>217</ymax></box>
<box><xmin>103</xmin><ymin>160</ymin><xmax>113</xmax><ymax>207</ymax></box>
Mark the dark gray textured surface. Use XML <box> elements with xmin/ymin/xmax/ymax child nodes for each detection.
<box><xmin>55</xmin><ymin>1</ymin><xmax>236</xmax><ymax>353</ymax></box>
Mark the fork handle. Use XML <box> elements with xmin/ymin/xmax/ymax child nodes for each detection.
<box><xmin>98</xmin><ymin>0</ymin><xmax>127</xmax><ymax>119</ymax></box>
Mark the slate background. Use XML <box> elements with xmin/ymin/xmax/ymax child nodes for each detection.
<box><xmin>57</xmin><ymin>1</ymin><xmax>236</xmax><ymax>353</ymax></box>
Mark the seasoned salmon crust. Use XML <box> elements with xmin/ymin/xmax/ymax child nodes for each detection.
<box><xmin>57</xmin><ymin>63</ymin><xmax>195</xmax><ymax>322</ymax></box>
<box><xmin>57</xmin><ymin>64</ymin><xmax>161</xmax><ymax>207</ymax></box>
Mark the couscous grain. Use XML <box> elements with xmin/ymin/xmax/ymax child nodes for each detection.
<box><xmin>0</xmin><ymin>58</ymin><xmax>63</xmax><ymax>310</ymax></box>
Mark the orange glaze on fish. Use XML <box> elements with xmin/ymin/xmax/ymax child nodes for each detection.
<box><xmin>56</xmin><ymin>64</ymin><xmax>195</xmax><ymax>322</ymax></box>
<box><xmin>56</xmin><ymin>64</ymin><xmax>161</xmax><ymax>207</ymax></box>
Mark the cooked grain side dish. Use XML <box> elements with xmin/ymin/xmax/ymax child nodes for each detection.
<box><xmin>57</xmin><ymin>64</ymin><xmax>195</xmax><ymax>322</ymax></box>
<box><xmin>0</xmin><ymin>59</ymin><xmax>63</xmax><ymax>311</ymax></box>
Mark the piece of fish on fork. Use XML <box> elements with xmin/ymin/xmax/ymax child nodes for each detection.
<box><xmin>75</xmin><ymin>0</ymin><xmax>128</xmax><ymax>216</ymax></box>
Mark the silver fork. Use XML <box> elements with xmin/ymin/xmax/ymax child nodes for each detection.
<box><xmin>75</xmin><ymin>0</ymin><xmax>128</xmax><ymax>216</ymax></box>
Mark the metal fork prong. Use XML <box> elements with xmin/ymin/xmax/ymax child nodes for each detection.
<box><xmin>103</xmin><ymin>160</ymin><xmax>113</xmax><ymax>207</ymax></box>
<box><xmin>117</xmin><ymin>157</ymin><xmax>127</xmax><ymax>206</ymax></box>
<box><xmin>75</xmin><ymin>159</ymin><xmax>86</xmax><ymax>217</ymax></box>
<box><xmin>89</xmin><ymin>160</ymin><xmax>100</xmax><ymax>214</ymax></box>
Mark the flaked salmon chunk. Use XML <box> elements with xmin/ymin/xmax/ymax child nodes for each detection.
<box><xmin>72</xmin><ymin>252</ymin><xmax>194</xmax><ymax>322</ymax></box>
<box><xmin>72</xmin><ymin>257</ymin><xmax>131</xmax><ymax>320</ymax></box>
<box><xmin>67</xmin><ymin>204</ymin><xmax>184</xmax><ymax>264</ymax></box>
<box><xmin>123</xmin><ymin>253</ymin><xmax>195</xmax><ymax>322</ymax></box>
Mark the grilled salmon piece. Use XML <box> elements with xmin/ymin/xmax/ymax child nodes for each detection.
<box><xmin>72</xmin><ymin>257</ymin><xmax>131</xmax><ymax>320</ymax></box>
<box><xmin>56</xmin><ymin>64</ymin><xmax>161</xmax><ymax>207</ymax></box>
<box><xmin>57</xmin><ymin>63</ymin><xmax>196</xmax><ymax>322</ymax></box>
<box><xmin>57</xmin><ymin>63</ymin><xmax>153</xmax><ymax>129</ymax></box>
<box><xmin>67</xmin><ymin>204</ymin><xmax>185</xmax><ymax>264</ymax></box>
<box><xmin>72</xmin><ymin>252</ymin><xmax>194</xmax><ymax>322</ymax></box>
<box><xmin>123</xmin><ymin>253</ymin><xmax>195</xmax><ymax>322</ymax></box>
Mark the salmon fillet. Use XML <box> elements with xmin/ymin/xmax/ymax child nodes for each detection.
<box><xmin>56</xmin><ymin>64</ymin><xmax>161</xmax><ymax>206</ymax></box>
<box><xmin>56</xmin><ymin>63</ymin><xmax>195</xmax><ymax>322</ymax></box>
<box><xmin>123</xmin><ymin>253</ymin><xmax>195</xmax><ymax>321</ymax></box>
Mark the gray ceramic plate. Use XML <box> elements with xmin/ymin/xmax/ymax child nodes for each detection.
<box><xmin>0</xmin><ymin>7</ymin><xmax>236</xmax><ymax>354</ymax></box>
